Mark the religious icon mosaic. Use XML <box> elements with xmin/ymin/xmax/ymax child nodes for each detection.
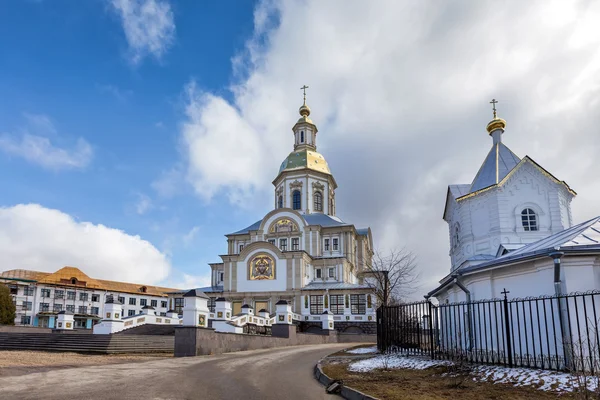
<box><xmin>198</xmin><ymin>314</ymin><xmax>206</xmax><ymax>326</ymax></box>
<box><xmin>269</xmin><ymin>218</ymin><xmax>298</xmax><ymax>233</ymax></box>
<box><xmin>249</xmin><ymin>254</ymin><xmax>276</xmax><ymax>280</ymax></box>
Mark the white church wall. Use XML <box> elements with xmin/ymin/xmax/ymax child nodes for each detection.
<box><xmin>236</xmin><ymin>248</ymin><xmax>287</xmax><ymax>293</ymax></box>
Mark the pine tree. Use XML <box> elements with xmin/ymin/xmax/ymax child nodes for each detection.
<box><xmin>0</xmin><ymin>284</ymin><xmax>16</xmax><ymax>325</ymax></box>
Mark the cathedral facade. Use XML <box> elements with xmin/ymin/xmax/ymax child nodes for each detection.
<box><xmin>429</xmin><ymin>104</ymin><xmax>600</xmax><ymax>302</ymax></box>
<box><xmin>190</xmin><ymin>95</ymin><xmax>377</xmax><ymax>330</ymax></box>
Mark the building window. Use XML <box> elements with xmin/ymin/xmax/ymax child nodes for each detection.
<box><xmin>522</xmin><ymin>208</ymin><xmax>538</xmax><ymax>231</ymax></box>
<box><xmin>54</xmin><ymin>290</ymin><xmax>64</xmax><ymax>299</ymax></box>
<box><xmin>140</xmin><ymin>299</ymin><xmax>147</xmax><ymax>307</ymax></box>
<box><xmin>118</xmin><ymin>296</ymin><xmax>125</xmax><ymax>304</ymax></box>
<box><xmin>332</xmin><ymin>238</ymin><xmax>339</xmax><ymax>251</ymax></box>
<box><xmin>278</xmin><ymin>195</ymin><xmax>283</xmax><ymax>209</ymax></box>
<box><xmin>78</xmin><ymin>306</ymin><xmax>87</xmax><ymax>314</ymax></box>
<box><xmin>329</xmin><ymin>295</ymin><xmax>344</xmax><ymax>315</ymax></box>
<box><xmin>129</xmin><ymin>298</ymin><xmax>137</xmax><ymax>305</ymax></box>
<box><xmin>315</xmin><ymin>268</ymin><xmax>322</xmax><ymax>279</ymax></box>
<box><xmin>328</xmin><ymin>268</ymin><xmax>335</xmax><ymax>278</ymax></box>
<box><xmin>91</xmin><ymin>307</ymin><xmax>99</xmax><ymax>315</ymax></box>
<box><xmin>219</xmin><ymin>272</ymin><xmax>224</xmax><ymax>282</ymax></box>
<box><xmin>310</xmin><ymin>295</ymin><xmax>323</xmax><ymax>315</ymax></box>
<box><xmin>22</xmin><ymin>301</ymin><xmax>32</xmax><ymax>311</ymax></box>
<box><xmin>40</xmin><ymin>303</ymin><xmax>50</xmax><ymax>312</ymax></box>
<box><xmin>41</xmin><ymin>289</ymin><xmax>51</xmax><ymax>298</ymax></box>
<box><xmin>71</xmin><ymin>278</ymin><xmax>78</xmax><ymax>285</ymax></box>
<box><xmin>9</xmin><ymin>285</ymin><xmax>18</xmax><ymax>295</ymax></box>
<box><xmin>128</xmin><ymin>310</ymin><xmax>136</xmax><ymax>317</ymax></box>
<box><xmin>300</xmin><ymin>130</ymin><xmax>304</xmax><ymax>143</ymax></box>
<box><xmin>324</xmin><ymin>238</ymin><xmax>330</xmax><ymax>251</ymax></box>
<box><xmin>67</xmin><ymin>291</ymin><xmax>76</xmax><ymax>300</ymax></box>
<box><xmin>79</xmin><ymin>293</ymin><xmax>88</xmax><ymax>301</ymax></box>
<box><xmin>53</xmin><ymin>304</ymin><xmax>63</xmax><ymax>313</ymax></box>
<box><xmin>280</xmin><ymin>238</ymin><xmax>288</xmax><ymax>251</ymax></box>
<box><xmin>239</xmin><ymin>244</ymin><xmax>244</xmax><ymax>253</ymax></box>
<box><xmin>161</xmin><ymin>301</ymin><xmax>167</xmax><ymax>308</ymax></box>
<box><xmin>268</xmin><ymin>239</ymin><xmax>276</xmax><ymax>246</ymax></box>
<box><xmin>66</xmin><ymin>305</ymin><xmax>75</xmax><ymax>313</ymax></box>
<box><xmin>292</xmin><ymin>190</ymin><xmax>301</xmax><ymax>210</ymax></box>
<box><xmin>292</xmin><ymin>238</ymin><xmax>299</xmax><ymax>250</ymax></box>
<box><xmin>174</xmin><ymin>298</ymin><xmax>184</xmax><ymax>313</ymax></box>
<box><xmin>24</xmin><ymin>287</ymin><xmax>34</xmax><ymax>296</ymax></box>
<box><xmin>314</xmin><ymin>191</ymin><xmax>323</xmax><ymax>212</ymax></box>
<box><xmin>151</xmin><ymin>300</ymin><xmax>157</xmax><ymax>307</ymax></box>
<box><xmin>21</xmin><ymin>316</ymin><xmax>31</xmax><ymax>325</ymax></box>
<box><xmin>208</xmin><ymin>298</ymin><xmax>216</xmax><ymax>312</ymax></box>
<box><xmin>350</xmin><ymin>294</ymin><xmax>366</xmax><ymax>315</ymax></box>
<box><xmin>91</xmin><ymin>294</ymin><xmax>100</xmax><ymax>302</ymax></box>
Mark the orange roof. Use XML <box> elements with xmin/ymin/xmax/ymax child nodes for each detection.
<box><xmin>0</xmin><ymin>266</ymin><xmax>178</xmax><ymax>297</ymax></box>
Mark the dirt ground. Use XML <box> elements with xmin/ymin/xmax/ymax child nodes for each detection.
<box><xmin>0</xmin><ymin>351</ymin><xmax>170</xmax><ymax>377</ymax></box>
<box><xmin>323</xmin><ymin>362</ymin><xmax>582</xmax><ymax>400</ymax></box>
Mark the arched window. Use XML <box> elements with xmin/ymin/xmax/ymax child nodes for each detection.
<box><xmin>70</xmin><ymin>278</ymin><xmax>77</xmax><ymax>285</ymax></box>
<box><xmin>278</xmin><ymin>195</ymin><xmax>283</xmax><ymax>209</ymax></box>
<box><xmin>292</xmin><ymin>190</ymin><xmax>301</xmax><ymax>210</ymax></box>
<box><xmin>314</xmin><ymin>191</ymin><xmax>323</xmax><ymax>212</ymax></box>
<box><xmin>454</xmin><ymin>224</ymin><xmax>460</xmax><ymax>247</ymax></box>
<box><xmin>521</xmin><ymin>208</ymin><xmax>538</xmax><ymax>231</ymax></box>
<box><xmin>300</xmin><ymin>130</ymin><xmax>304</xmax><ymax>143</ymax></box>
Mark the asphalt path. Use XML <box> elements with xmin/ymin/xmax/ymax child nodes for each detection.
<box><xmin>0</xmin><ymin>343</ymin><xmax>353</xmax><ymax>400</ymax></box>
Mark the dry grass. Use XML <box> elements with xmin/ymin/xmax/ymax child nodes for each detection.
<box><xmin>323</xmin><ymin>362</ymin><xmax>578</xmax><ymax>400</ymax></box>
<box><xmin>0</xmin><ymin>350</ymin><xmax>170</xmax><ymax>368</ymax></box>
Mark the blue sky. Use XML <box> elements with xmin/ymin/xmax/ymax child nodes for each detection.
<box><xmin>0</xmin><ymin>0</ymin><xmax>261</xmax><ymax>287</ymax></box>
<box><xmin>1</xmin><ymin>0</ymin><xmax>600</xmax><ymax>294</ymax></box>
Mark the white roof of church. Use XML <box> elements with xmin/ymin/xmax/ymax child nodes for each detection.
<box><xmin>469</xmin><ymin>142</ymin><xmax>521</xmax><ymax>193</ymax></box>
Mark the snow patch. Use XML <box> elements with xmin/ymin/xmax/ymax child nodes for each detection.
<box><xmin>348</xmin><ymin>354</ymin><xmax>600</xmax><ymax>393</ymax></box>
<box><xmin>346</xmin><ymin>346</ymin><xmax>378</xmax><ymax>354</ymax></box>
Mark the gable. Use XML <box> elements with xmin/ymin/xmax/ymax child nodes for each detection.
<box><xmin>456</xmin><ymin>156</ymin><xmax>575</xmax><ymax>202</ymax></box>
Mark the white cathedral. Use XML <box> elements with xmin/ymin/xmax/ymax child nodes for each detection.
<box><xmin>190</xmin><ymin>93</ymin><xmax>377</xmax><ymax>332</ymax></box>
<box><xmin>429</xmin><ymin>104</ymin><xmax>600</xmax><ymax>303</ymax></box>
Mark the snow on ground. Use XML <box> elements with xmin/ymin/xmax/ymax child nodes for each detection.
<box><xmin>346</xmin><ymin>346</ymin><xmax>379</xmax><ymax>354</ymax></box>
<box><xmin>348</xmin><ymin>354</ymin><xmax>600</xmax><ymax>393</ymax></box>
<box><xmin>349</xmin><ymin>354</ymin><xmax>451</xmax><ymax>372</ymax></box>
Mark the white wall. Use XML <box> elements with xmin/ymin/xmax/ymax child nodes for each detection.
<box><xmin>236</xmin><ymin>248</ymin><xmax>287</xmax><ymax>292</ymax></box>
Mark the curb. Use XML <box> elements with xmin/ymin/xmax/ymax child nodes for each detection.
<box><xmin>314</xmin><ymin>360</ymin><xmax>379</xmax><ymax>400</ymax></box>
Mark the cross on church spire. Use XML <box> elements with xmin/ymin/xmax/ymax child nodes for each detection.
<box><xmin>300</xmin><ymin>85</ymin><xmax>309</xmax><ymax>104</ymax></box>
<box><xmin>490</xmin><ymin>98</ymin><xmax>498</xmax><ymax>118</ymax></box>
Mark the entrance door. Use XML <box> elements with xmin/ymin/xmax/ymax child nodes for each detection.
<box><xmin>39</xmin><ymin>317</ymin><xmax>49</xmax><ymax>328</ymax></box>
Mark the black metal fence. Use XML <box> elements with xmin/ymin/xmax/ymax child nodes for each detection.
<box><xmin>377</xmin><ymin>290</ymin><xmax>600</xmax><ymax>372</ymax></box>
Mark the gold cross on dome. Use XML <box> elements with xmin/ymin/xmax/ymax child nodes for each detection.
<box><xmin>300</xmin><ymin>85</ymin><xmax>309</xmax><ymax>102</ymax></box>
<box><xmin>490</xmin><ymin>98</ymin><xmax>499</xmax><ymax>118</ymax></box>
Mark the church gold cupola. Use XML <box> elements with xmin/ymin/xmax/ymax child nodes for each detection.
<box><xmin>293</xmin><ymin>85</ymin><xmax>318</xmax><ymax>150</ymax></box>
<box><xmin>272</xmin><ymin>86</ymin><xmax>338</xmax><ymax>215</ymax></box>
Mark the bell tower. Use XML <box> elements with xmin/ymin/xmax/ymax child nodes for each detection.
<box><xmin>293</xmin><ymin>85</ymin><xmax>318</xmax><ymax>151</ymax></box>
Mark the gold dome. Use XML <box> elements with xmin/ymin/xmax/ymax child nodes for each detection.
<box><xmin>486</xmin><ymin>117</ymin><xmax>507</xmax><ymax>134</ymax></box>
<box><xmin>299</xmin><ymin>102</ymin><xmax>311</xmax><ymax>117</ymax></box>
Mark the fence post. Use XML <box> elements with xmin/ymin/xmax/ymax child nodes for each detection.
<box><xmin>428</xmin><ymin>300</ymin><xmax>436</xmax><ymax>360</ymax></box>
<box><xmin>502</xmin><ymin>288</ymin><xmax>513</xmax><ymax>368</ymax></box>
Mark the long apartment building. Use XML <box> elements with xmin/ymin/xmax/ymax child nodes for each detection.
<box><xmin>0</xmin><ymin>266</ymin><xmax>178</xmax><ymax>329</ymax></box>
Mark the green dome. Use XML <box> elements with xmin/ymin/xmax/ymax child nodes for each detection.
<box><xmin>278</xmin><ymin>149</ymin><xmax>331</xmax><ymax>175</ymax></box>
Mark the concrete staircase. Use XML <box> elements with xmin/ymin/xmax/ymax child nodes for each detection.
<box><xmin>116</xmin><ymin>325</ymin><xmax>176</xmax><ymax>336</ymax></box>
<box><xmin>0</xmin><ymin>333</ymin><xmax>174</xmax><ymax>354</ymax></box>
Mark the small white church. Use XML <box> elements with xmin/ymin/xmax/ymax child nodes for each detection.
<box><xmin>428</xmin><ymin>103</ymin><xmax>600</xmax><ymax>303</ymax></box>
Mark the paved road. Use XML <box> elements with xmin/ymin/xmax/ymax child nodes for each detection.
<box><xmin>0</xmin><ymin>344</ymin><xmax>352</xmax><ymax>400</ymax></box>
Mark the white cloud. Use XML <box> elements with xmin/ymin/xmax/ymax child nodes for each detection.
<box><xmin>0</xmin><ymin>114</ymin><xmax>93</xmax><ymax>170</ymax></box>
<box><xmin>0</xmin><ymin>204</ymin><xmax>171</xmax><ymax>285</ymax></box>
<box><xmin>182</xmin><ymin>226</ymin><xmax>200</xmax><ymax>247</ymax></box>
<box><xmin>175</xmin><ymin>0</ymin><xmax>600</xmax><ymax>296</ymax></box>
<box><xmin>0</xmin><ymin>134</ymin><xmax>93</xmax><ymax>170</ymax></box>
<box><xmin>160</xmin><ymin>272</ymin><xmax>211</xmax><ymax>291</ymax></box>
<box><xmin>134</xmin><ymin>193</ymin><xmax>153</xmax><ymax>215</ymax></box>
<box><xmin>109</xmin><ymin>0</ymin><xmax>176</xmax><ymax>65</ymax></box>
<box><xmin>96</xmin><ymin>83</ymin><xmax>133</xmax><ymax>102</ymax></box>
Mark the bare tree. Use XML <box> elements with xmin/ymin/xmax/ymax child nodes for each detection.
<box><xmin>361</xmin><ymin>248</ymin><xmax>420</xmax><ymax>305</ymax></box>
